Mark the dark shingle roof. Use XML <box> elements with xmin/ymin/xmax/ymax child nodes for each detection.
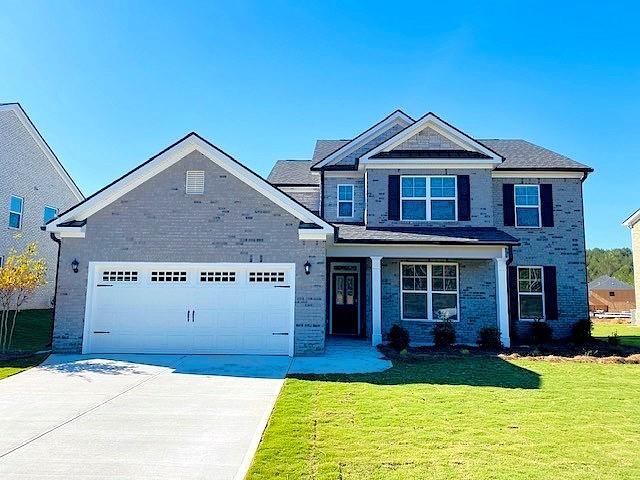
<box><xmin>312</xmin><ymin>140</ymin><xmax>351</xmax><ymax>162</ymax></box>
<box><xmin>335</xmin><ymin>224</ymin><xmax>519</xmax><ymax>245</ymax></box>
<box><xmin>588</xmin><ymin>275</ymin><xmax>633</xmax><ymax>291</ymax></box>
<box><xmin>267</xmin><ymin>160</ymin><xmax>320</xmax><ymax>186</ymax></box>
<box><xmin>480</xmin><ymin>139</ymin><xmax>592</xmax><ymax>171</ymax></box>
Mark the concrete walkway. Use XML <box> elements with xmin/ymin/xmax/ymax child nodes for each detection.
<box><xmin>0</xmin><ymin>354</ymin><xmax>290</xmax><ymax>480</ymax></box>
<box><xmin>290</xmin><ymin>337</ymin><xmax>392</xmax><ymax>374</ymax></box>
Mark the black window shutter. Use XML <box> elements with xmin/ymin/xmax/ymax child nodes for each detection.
<box><xmin>543</xmin><ymin>266</ymin><xmax>558</xmax><ymax>320</ymax></box>
<box><xmin>503</xmin><ymin>184</ymin><xmax>515</xmax><ymax>226</ymax></box>
<box><xmin>388</xmin><ymin>175</ymin><xmax>400</xmax><ymax>221</ymax></box>
<box><xmin>508</xmin><ymin>266</ymin><xmax>519</xmax><ymax>322</ymax></box>
<box><xmin>540</xmin><ymin>184</ymin><xmax>554</xmax><ymax>227</ymax></box>
<box><xmin>457</xmin><ymin>175</ymin><xmax>471</xmax><ymax>221</ymax></box>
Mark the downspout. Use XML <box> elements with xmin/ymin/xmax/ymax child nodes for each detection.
<box><xmin>506</xmin><ymin>245</ymin><xmax>514</xmax><ymax>265</ymax></box>
<box><xmin>48</xmin><ymin>232</ymin><xmax>62</xmax><ymax>350</ymax></box>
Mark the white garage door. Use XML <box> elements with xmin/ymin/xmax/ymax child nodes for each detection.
<box><xmin>83</xmin><ymin>262</ymin><xmax>295</xmax><ymax>355</ymax></box>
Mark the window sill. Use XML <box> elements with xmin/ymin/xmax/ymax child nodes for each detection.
<box><xmin>401</xmin><ymin>318</ymin><xmax>460</xmax><ymax>323</ymax></box>
<box><xmin>518</xmin><ymin>318</ymin><xmax>546</xmax><ymax>322</ymax></box>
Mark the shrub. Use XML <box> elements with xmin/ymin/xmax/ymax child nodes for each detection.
<box><xmin>388</xmin><ymin>324</ymin><xmax>410</xmax><ymax>351</ymax></box>
<box><xmin>432</xmin><ymin>321</ymin><xmax>456</xmax><ymax>347</ymax></box>
<box><xmin>477</xmin><ymin>327</ymin><xmax>502</xmax><ymax>350</ymax></box>
<box><xmin>571</xmin><ymin>319</ymin><xmax>592</xmax><ymax>344</ymax></box>
<box><xmin>530</xmin><ymin>320</ymin><xmax>553</xmax><ymax>345</ymax></box>
<box><xmin>608</xmin><ymin>332</ymin><xmax>620</xmax><ymax>346</ymax></box>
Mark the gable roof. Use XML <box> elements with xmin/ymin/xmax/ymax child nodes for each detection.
<box><xmin>311</xmin><ymin>110</ymin><xmax>414</xmax><ymax>170</ymax></box>
<box><xmin>312</xmin><ymin>140</ymin><xmax>350</xmax><ymax>162</ymax></box>
<box><xmin>483</xmin><ymin>139</ymin><xmax>592</xmax><ymax>171</ymax></box>
<box><xmin>46</xmin><ymin>132</ymin><xmax>333</xmax><ymax>237</ymax></box>
<box><xmin>267</xmin><ymin>160</ymin><xmax>320</xmax><ymax>186</ymax></box>
<box><xmin>588</xmin><ymin>275</ymin><xmax>633</xmax><ymax>291</ymax></box>
<box><xmin>0</xmin><ymin>103</ymin><xmax>84</xmax><ymax>201</ymax></box>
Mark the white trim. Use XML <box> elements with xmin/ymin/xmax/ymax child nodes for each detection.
<box><xmin>8</xmin><ymin>194</ymin><xmax>24</xmax><ymax>230</ymax></box>
<box><xmin>298</xmin><ymin>230</ymin><xmax>328</xmax><ymax>241</ymax></box>
<box><xmin>514</xmin><ymin>184</ymin><xmax>542</xmax><ymax>228</ymax></box>
<box><xmin>623</xmin><ymin>208</ymin><xmax>640</xmax><ymax>227</ymax></box>
<box><xmin>278</xmin><ymin>186</ymin><xmax>320</xmax><ymax>193</ymax></box>
<box><xmin>400</xmin><ymin>175</ymin><xmax>457</xmax><ymax>222</ymax></box>
<box><xmin>329</xmin><ymin>262</ymin><xmax>361</xmax><ymax>335</ymax></box>
<box><xmin>47</xmin><ymin>134</ymin><xmax>333</xmax><ymax>238</ymax></box>
<box><xmin>0</xmin><ymin>104</ymin><xmax>84</xmax><ymax>201</ymax></box>
<box><xmin>55</xmin><ymin>227</ymin><xmax>86</xmax><ymax>238</ymax></box>
<box><xmin>360</xmin><ymin>113</ymin><xmax>502</xmax><ymax>164</ymax></box>
<box><xmin>493</xmin><ymin>171</ymin><xmax>584</xmax><ymax>179</ymax></box>
<box><xmin>327</xmin><ymin>243</ymin><xmax>506</xmax><ymax>260</ymax></box>
<box><xmin>361</xmin><ymin>160</ymin><xmax>497</xmax><ymax>169</ymax></box>
<box><xmin>336</xmin><ymin>184</ymin><xmax>354</xmax><ymax>219</ymax></box>
<box><xmin>399</xmin><ymin>261</ymin><xmax>460</xmax><ymax>322</ymax></box>
<box><xmin>313</xmin><ymin>111</ymin><xmax>413</xmax><ymax>169</ymax></box>
<box><xmin>516</xmin><ymin>266</ymin><xmax>545</xmax><ymax>321</ymax></box>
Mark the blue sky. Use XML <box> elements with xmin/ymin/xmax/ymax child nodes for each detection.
<box><xmin>2</xmin><ymin>1</ymin><xmax>638</xmax><ymax>248</ymax></box>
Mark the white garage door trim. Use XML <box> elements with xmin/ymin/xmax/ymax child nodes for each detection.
<box><xmin>82</xmin><ymin>262</ymin><xmax>296</xmax><ymax>356</ymax></box>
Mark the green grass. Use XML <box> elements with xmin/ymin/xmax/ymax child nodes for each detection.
<box><xmin>0</xmin><ymin>309</ymin><xmax>52</xmax><ymax>380</ymax></box>
<box><xmin>593</xmin><ymin>322</ymin><xmax>640</xmax><ymax>347</ymax></box>
<box><xmin>247</xmin><ymin>357</ymin><xmax>640</xmax><ymax>480</ymax></box>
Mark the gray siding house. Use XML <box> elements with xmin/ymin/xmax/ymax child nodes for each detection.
<box><xmin>1</xmin><ymin>103</ymin><xmax>83</xmax><ymax>308</ymax></box>
<box><xmin>47</xmin><ymin>110</ymin><xmax>591</xmax><ymax>355</ymax></box>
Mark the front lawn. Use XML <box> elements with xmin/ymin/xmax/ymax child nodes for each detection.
<box><xmin>593</xmin><ymin>322</ymin><xmax>640</xmax><ymax>347</ymax></box>
<box><xmin>247</xmin><ymin>357</ymin><xmax>640</xmax><ymax>480</ymax></box>
<box><xmin>0</xmin><ymin>309</ymin><xmax>52</xmax><ymax>380</ymax></box>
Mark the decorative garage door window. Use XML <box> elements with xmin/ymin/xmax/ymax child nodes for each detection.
<box><xmin>151</xmin><ymin>271</ymin><xmax>187</xmax><ymax>282</ymax></box>
<box><xmin>401</xmin><ymin>262</ymin><xmax>458</xmax><ymax>321</ymax></box>
<box><xmin>200</xmin><ymin>271</ymin><xmax>236</xmax><ymax>282</ymax></box>
<box><xmin>102</xmin><ymin>271</ymin><xmax>138</xmax><ymax>282</ymax></box>
<box><xmin>249</xmin><ymin>271</ymin><xmax>286</xmax><ymax>283</ymax></box>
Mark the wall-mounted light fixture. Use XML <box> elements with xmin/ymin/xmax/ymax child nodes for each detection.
<box><xmin>304</xmin><ymin>261</ymin><xmax>311</xmax><ymax>275</ymax></box>
<box><xmin>71</xmin><ymin>258</ymin><xmax>79</xmax><ymax>273</ymax></box>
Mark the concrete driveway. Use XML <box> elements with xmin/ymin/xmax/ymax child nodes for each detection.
<box><xmin>0</xmin><ymin>354</ymin><xmax>290</xmax><ymax>480</ymax></box>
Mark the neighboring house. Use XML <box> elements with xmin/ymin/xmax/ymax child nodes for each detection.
<box><xmin>588</xmin><ymin>275</ymin><xmax>634</xmax><ymax>314</ymax></box>
<box><xmin>46</xmin><ymin>110</ymin><xmax>592</xmax><ymax>355</ymax></box>
<box><xmin>0</xmin><ymin>103</ymin><xmax>83</xmax><ymax>308</ymax></box>
<box><xmin>622</xmin><ymin>210</ymin><xmax>640</xmax><ymax>323</ymax></box>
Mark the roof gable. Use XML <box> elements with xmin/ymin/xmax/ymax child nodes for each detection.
<box><xmin>0</xmin><ymin>103</ymin><xmax>83</xmax><ymax>201</ymax></box>
<box><xmin>47</xmin><ymin>133</ymin><xmax>333</xmax><ymax>237</ymax></box>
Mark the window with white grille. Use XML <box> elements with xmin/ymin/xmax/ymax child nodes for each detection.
<box><xmin>186</xmin><ymin>171</ymin><xmax>205</xmax><ymax>194</ymax></box>
<box><xmin>249</xmin><ymin>271</ymin><xmax>286</xmax><ymax>283</ymax></box>
<box><xmin>151</xmin><ymin>271</ymin><xmax>187</xmax><ymax>282</ymax></box>
<box><xmin>102</xmin><ymin>271</ymin><xmax>138</xmax><ymax>282</ymax></box>
<box><xmin>200</xmin><ymin>271</ymin><xmax>236</xmax><ymax>282</ymax></box>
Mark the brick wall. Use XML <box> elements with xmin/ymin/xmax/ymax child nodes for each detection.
<box><xmin>393</xmin><ymin>127</ymin><xmax>464</xmax><ymax>151</ymax></box>
<box><xmin>53</xmin><ymin>150</ymin><xmax>326</xmax><ymax>354</ymax></box>
<box><xmin>323</xmin><ymin>173</ymin><xmax>366</xmax><ymax>223</ymax></box>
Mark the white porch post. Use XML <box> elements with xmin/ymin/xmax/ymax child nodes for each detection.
<box><xmin>371</xmin><ymin>256</ymin><xmax>383</xmax><ymax>346</ymax></box>
<box><xmin>495</xmin><ymin>254</ymin><xmax>511</xmax><ymax>347</ymax></box>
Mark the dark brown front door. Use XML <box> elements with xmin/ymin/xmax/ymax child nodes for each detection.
<box><xmin>332</xmin><ymin>272</ymin><xmax>358</xmax><ymax>335</ymax></box>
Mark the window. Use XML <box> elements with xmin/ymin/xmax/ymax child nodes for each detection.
<box><xmin>514</xmin><ymin>185</ymin><xmax>540</xmax><ymax>227</ymax></box>
<box><xmin>186</xmin><ymin>171</ymin><xmax>205</xmax><ymax>194</ymax></box>
<box><xmin>9</xmin><ymin>195</ymin><xmax>23</xmax><ymax>229</ymax></box>
<box><xmin>517</xmin><ymin>267</ymin><xmax>544</xmax><ymax>320</ymax></box>
<box><xmin>102</xmin><ymin>271</ymin><xmax>138</xmax><ymax>282</ymax></box>
<box><xmin>151</xmin><ymin>271</ymin><xmax>187</xmax><ymax>282</ymax></box>
<box><xmin>401</xmin><ymin>176</ymin><xmax>456</xmax><ymax>221</ymax></box>
<box><xmin>337</xmin><ymin>185</ymin><xmax>354</xmax><ymax>218</ymax></box>
<box><xmin>43</xmin><ymin>206</ymin><xmax>58</xmax><ymax>224</ymax></box>
<box><xmin>401</xmin><ymin>263</ymin><xmax>458</xmax><ymax>321</ymax></box>
<box><xmin>200</xmin><ymin>271</ymin><xmax>236</xmax><ymax>282</ymax></box>
<box><xmin>609</xmin><ymin>291</ymin><xmax>615</xmax><ymax>297</ymax></box>
<box><xmin>249</xmin><ymin>271</ymin><xmax>285</xmax><ymax>283</ymax></box>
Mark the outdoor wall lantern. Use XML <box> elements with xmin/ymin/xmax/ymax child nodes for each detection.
<box><xmin>71</xmin><ymin>258</ymin><xmax>79</xmax><ymax>273</ymax></box>
<box><xmin>304</xmin><ymin>261</ymin><xmax>311</xmax><ymax>275</ymax></box>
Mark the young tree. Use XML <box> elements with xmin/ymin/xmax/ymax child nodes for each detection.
<box><xmin>0</xmin><ymin>242</ymin><xmax>47</xmax><ymax>353</ymax></box>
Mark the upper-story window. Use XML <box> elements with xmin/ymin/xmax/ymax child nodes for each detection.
<box><xmin>337</xmin><ymin>184</ymin><xmax>354</xmax><ymax>218</ymax></box>
<box><xmin>43</xmin><ymin>206</ymin><xmax>58</xmax><ymax>224</ymax></box>
<box><xmin>401</xmin><ymin>176</ymin><xmax>456</xmax><ymax>221</ymax></box>
<box><xmin>9</xmin><ymin>195</ymin><xmax>23</xmax><ymax>229</ymax></box>
<box><xmin>514</xmin><ymin>185</ymin><xmax>540</xmax><ymax>227</ymax></box>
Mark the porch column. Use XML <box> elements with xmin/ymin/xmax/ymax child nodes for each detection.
<box><xmin>371</xmin><ymin>256</ymin><xmax>383</xmax><ymax>346</ymax></box>
<box><xmin>494</xmin><ymin>255</ymin><xmax>511</xmax><ymax>347</ymax></box>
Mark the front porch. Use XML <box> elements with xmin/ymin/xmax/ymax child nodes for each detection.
<box><xmin>325</xmin><ymin>243</ymin><xmax>512</xmax><ymax>348</ymax></box>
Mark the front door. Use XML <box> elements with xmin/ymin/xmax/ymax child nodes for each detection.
<box><xmin>332</xmin><ymin>272</ymin><xmax>359</xmax><ymax>335</ymax></box>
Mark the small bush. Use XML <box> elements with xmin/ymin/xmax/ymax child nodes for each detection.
<box><xmin>388</xmin><ymin>324</ymin><xmax>410</xmax><ymax>351</ymax></box>
<box><xmin>432</xmin><ymin>321</ymin><xmax>456</xmax><ymax>347</ymax></box>
<box><xmin>530</xmin><ymin>320</ymin><xmax>553</xmax><ymax>345</ymax></box>
<box><xmin>477</xmin><ymin>327</ymin><xmax>502</xmax><ymax>350</ymax></box>
<box><xmin>571</xmin><ymin>319</ymin><xmax>592</xmax><ymax>344</ymax></box>
<box><xmin>608</xmin><ymin>332</ymin><xmax>620</xmax><ymax>346</ymax></box>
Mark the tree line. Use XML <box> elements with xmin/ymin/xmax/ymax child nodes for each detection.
<box><xmin>586</xmin><ymin>248</ymin><xmax>634</xmax><ymax>285</ymax></box>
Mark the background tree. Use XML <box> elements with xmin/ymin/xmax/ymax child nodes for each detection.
<box><xmin>586</xmin><ymin>248</ymin><xmax>634</xmax><ymax>285</ymax></box>
<box><xmin>0</xmin><ymin>242</ymin><xmax>47</xmax><ymax>353</ymax></box>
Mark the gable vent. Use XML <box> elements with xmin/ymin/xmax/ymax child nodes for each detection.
<box><xmin>186</xmin><ymin>170</ymin><xmax>205</xmax><ymax>194</ymax></box>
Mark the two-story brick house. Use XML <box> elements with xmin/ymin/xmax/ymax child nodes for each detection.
<box><xmin>47</xmin><ymin>110</ymin><xmax>591</xmax><ymax>354</ymax></box>
<box><xmin>1</xmin><ymin>103</ymin><xmax>84</xmax><ymax>308</ymax></box>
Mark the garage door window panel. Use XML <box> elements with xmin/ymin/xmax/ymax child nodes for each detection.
<box><xmin>151</xmin><ymin>271</ymin><xmax>188</xmax><ymax>282</ymax></box>
<box><xmin>102</xmin><ymin>271</ymin><xmax>138</xmax><ymax>282</ymax></box>
<box><xmin>249</xmin><ymin>271</ymin><xmax>286</xmax><ymax>283</ymax></box>
<box><xmin>200</xmin><ymin>271</ymin><xmax>236</xmax><ymax>282</ymax></box>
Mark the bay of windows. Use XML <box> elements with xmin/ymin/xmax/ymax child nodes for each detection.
<box><xmin>401</xmin><ymin>176</ymin><xmax>456</xmax><ymax>221</ymax></box>
<box><xmin>401</xmin><ymin>262</ymin><xmax>459</xmax><ymax>321</ymax></box>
